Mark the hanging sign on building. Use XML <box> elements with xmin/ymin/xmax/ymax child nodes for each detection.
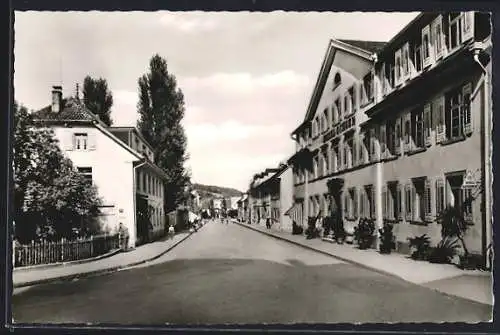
<box><xmin>462</xmin><ymin>169</ymin><xmax>481</xmax><ymax>189</ymax></box>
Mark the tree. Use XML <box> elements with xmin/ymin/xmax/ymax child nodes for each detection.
<box><xmin>82</xmin><ymin>76</ymin><xmax>114</xmax><ymax>126</ymax></box>
<box><xmin>137</xmin><ymin>54</ymin><xmax>190</xmax><ymax>212</ymax></box>
<box><xmin>13</xmin><ymin>102</ymin><xmax>103</xmax><ymax>242</ymax></box>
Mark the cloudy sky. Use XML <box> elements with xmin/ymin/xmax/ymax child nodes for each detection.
<box><xmin>14</xmin><ymin>11</ymin><xmax>419</xmax><ymax>191</ymax></box>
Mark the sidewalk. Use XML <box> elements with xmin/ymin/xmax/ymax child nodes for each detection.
<box><xmin>13</xmin><ymin>231</ymin><xmax>193</xmax><ymax>289</ymax></box>
<box><xmin>236</xmin><ymin>221</ymin><xmax>493</xmax><ymax>306</ymax></box>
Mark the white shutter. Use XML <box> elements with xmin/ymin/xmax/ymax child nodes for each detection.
<box><xmin>432</xmin><ymin>15</ymin><xmax>444</xmax><ymax>59</ymax></box>
<box><xmin>424</xmin><ymin>103</ymin><xmax>432</xmax><ymax>146</ymax></box>
<box><xmin>434</xmin><ymin>95</ymin><xmax>446</xmax><ymax>143</ymax></box>
<box><xmin>462</xmin><ymin>82</ymin><xmax>473</xmax><ymax>135</ymax></box>
<box><xmin>394</xmin><ymin>117</ymin><xmax>402</xmax><ymax>155</ymax></box>
<box><xmin>380</xmin><ymin>124</ymin><xmax>387</xmax><ymax>159</ymax></box>
<box><xmin>462</xmin><ymin>11</ymin><xmax>475</xmax><ymax>42</ymax></box>
<box><xmin>88</xmin><ymin>131</ymin><xmax>97</xmax><ymax>150</ymax></box>
<box><xmin>422</xmin><ymin>25</ymin><xmax>433</xmax><ymax>68</ymax></box>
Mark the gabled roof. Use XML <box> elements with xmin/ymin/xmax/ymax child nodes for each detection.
<box><xmin>292</xmin><ymin>38</ymin><xmax>380</xmax><ymax>135</ymax></box>
<box><xmin>337</xmin><ymin>39</ymin><xmax>387</xmax><ymax>54</ymax></box>
<box><xmin>32</xmin><ymin>98</ymin><xmax>99</xmax><ymax>123</ymax></box>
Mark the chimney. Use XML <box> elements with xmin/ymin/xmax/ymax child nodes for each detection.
<box><xmin>51</xmin><ymin>85</ymin><xmax>63</xmax><ymax>113</ymax></box>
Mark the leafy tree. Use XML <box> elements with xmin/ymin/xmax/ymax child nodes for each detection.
<box><xmin>137</xmin><ymin>54</ymin><xmax>190</xmax><ymax>212</ymax></box>
<box><xmin>82</xmin><ymin>76</ymin><xmax>114</xmax><ymax>126</ymax></box>
<box><xmin>13</xmin><ymin>102</ymin><xmax>103</xmax><ymax>242</ymax></box>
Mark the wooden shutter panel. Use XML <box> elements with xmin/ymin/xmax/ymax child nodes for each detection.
<box><xmin>433</xmin><ymin>15</ymin><xmax>444</xmax><ymax>59</ymax></box>
<box><xmin>397</xmin><ymin>184</ymin><xmax>403</xmax><ymax>220</ymax></box>
<box><xmin>462</xmin><ymin>12</ymin><xmax>475</xmax><ymax>42</ymax></box>
<box><xmin>424</xmin><ymin>179</ymin><xmax>432</xmax><ymax>221</ymax></box>
<box><xmin>435</xmin><ymin>177</ymin><xmax>445</xmax><ymax>218</ymax></box>
<box><xmin>424</xmin><ymin>103</ymin><xmax>432</xmax><ymax>146</ymax></box>
<box><xmin>434</xmin><ymin>95</ymin><xmax>446</xmax><ymax>143</ymax></box>
<box><xmin>405</xmin><ymin>184</ymin><xmax>412</xmax><ymax>221</ymax></box>
<box><xmin>462</xmin><ymin>82</ymin><xmax>473</xmax><ymax>135</ymax></box>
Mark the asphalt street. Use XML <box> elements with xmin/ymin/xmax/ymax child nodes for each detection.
<box><xmin>12</xmin><ymin>219</ymin><xmax>492</xmax><ymax>324</ymax></box>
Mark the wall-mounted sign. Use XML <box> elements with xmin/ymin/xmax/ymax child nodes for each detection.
<box><xmin>462</xmin><ymin>169</ymin><xmax>481</xmax><ymax>189</ymax></box>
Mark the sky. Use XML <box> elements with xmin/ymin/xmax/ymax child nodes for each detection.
<box><xmin>14</xmin><ymin>11</ymin><xmax>420</xmax><ymax>192</ymax></box>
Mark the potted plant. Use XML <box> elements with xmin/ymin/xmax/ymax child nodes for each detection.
<box><xmin>354</xmin><ymin>218</ymin><xmax>375</xmax><ymax>250</ymax></box>
<box><xmin>379</xmin><ymin>222</ymin><xmax>395</xmax><ymax>254</ymax></box>
<box><xmin>407</xmin><ymin>234</ymin><xmax>431</xmax><ymax>260</ymax></box>
<box><xmin>427</xmin><ymin>236</ymin><xmax>459</xmax><ymax>264</ymax></box>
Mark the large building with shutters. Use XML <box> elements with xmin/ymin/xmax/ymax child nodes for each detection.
<box><xmin>288</xmin><ymin>12</ymin><xmax>492</xmax><ymax>262</ymax></box>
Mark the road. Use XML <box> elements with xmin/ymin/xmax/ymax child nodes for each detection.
<box><xmin>12</xmin><ymin>219</ymin><xmax>491</xmax><ymax>324</ymax></box>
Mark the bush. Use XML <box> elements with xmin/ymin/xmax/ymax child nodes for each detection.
<box><xmin>354</xmin><ymin>218</ymin><xmax>375</xmax><ymax>249</ymax></box>
<box><xmin>408</xmin><ymin>234</ymin><xmax>431</xmax><ymax>260</ymax></box>
<box><xmin>428</xmin><ymin>236</ymin><xmax>460</xmax><ymax>264</ymax></box>
<box><xmin>305</xmin><ymin>216</ymin><xmax>320</xmax><ymax>239</ymax></box>
<box><xmin>379</xmin><ymin>223</ymin><xmax>395</xmax><ymax>254</ymax></box>
<box><xmin>331</xmin><ymin>214</ymin><xmax>346</xmax><ymax>242</ymax></box>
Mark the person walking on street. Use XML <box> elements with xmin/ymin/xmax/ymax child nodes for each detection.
<box><xmin>168</xmin><ymin>224</ymin><xmax>175</xmax><ymax>240</ymax></box>
<box><xmin>118</xmin><ymin>223</ymin><xmax>129</xmax><ymax>251</ymax></box>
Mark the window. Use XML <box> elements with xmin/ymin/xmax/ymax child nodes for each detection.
<box><xmin>385</xmin><ymin>62</ymin><xmax>395</xmax><ymax>91</ymax></box>
<box><xmin>333</xmin><ymin>145</ymin><xmax>340</xmax><ymax>172</ymax></box>
<box><xmin>422</xmin><ymin>25</ymin><xmax>433</xmax><ymax>67</ymax></box>
<box><xmin>414</xmin><ymin>43</ymin><xmax>423</xmax><ymax>73</ymax></box>
<box><xmin>323</xmin><ymin>150</ymin><xmax>329</xmax><ymax>173</ymax></box>
<box><xmin>359</xmin><ymin>190</ymin><xmax>365</xmax><ymax>218</ymax></box>
<box><xmin>77</xmin><ymin>167</ymin><xmax>92</xmax><ymax>184</ymax></box>
<box><xmin>445</xmin><ymin>83</ymin><xmax>472</xmax><ymax>140</ymax></box>
<box><xmin>410</xmin><ymin>178</ymin><xmax>432</xmax><ymax>223</ymax></box>
<box><xmin>358</xmin><ymin>134</ymin><xmax>365</xmax><ymax>163</ymax></box>
<box><xmin>402</xmin><ymin>43</ymin><xmax>410</xmax><ymax>79</ymax></box>
<box><xmin>405</xmin><ymin>184</ymin><xmax>413</xmax><ymax>221</ymax></box>
<box><xmin>364</xmin><ymin>131</ymin><xmax>371</xmax><ymax>162</ymax></box>
<box><xmin>387</xmin><ymin>182</ymin><xmax>399</xmax><ymax>220</ymax></box>
<box><xmin>334</xmin><ymin>98</ymin><xmax>341</xmax><ymax>123</ymax></box>
<box><xmin>448</xmin><ymin>12</ymin><xmax>463</xmax><ymax>51</ymax></box>
<box><xmin>136</xmin><ymin>171</ymin><xmax>141</xmax><ymax>190</ymax></box>
<box><xmin>370</xmin><ymin>128</ymin><xmax>377</xmax><ymax>160</ymax></box>
<box><xmin>411</xmin><ymin>107</ymin><xmax>425</xmax><ymax>149</ymax></box>
<box><xmin>424</xmin><ymin>103</ymin><xmax>432</xmax><ymax>146</ymax></box>
<box><xmin>395</xmin><ymin>49</ymin><xmax>402</xmax><ymax>85</ymax></box>
<box><xmin>386</xmin><ymin>120</ymin><xmax>396</xmax><ymax>155</ymax></box>
<box><xmin>365</xmin><ymin>185</ymin><xmax>375</xmax><ymax>219</ymax></box>
<box><xmin>363</xmin><ymin>72</ymin><xmax>374</xmax><ymax>103</ymax></box>
<box><xmin>74</xmin><ymin>133</ymin><xmax>88</xmax><ymax>150</ymax></box>
<box><xmin>142</xmin><ymin>173</ymin><xmax>147</xmax><ymax>193</ymax></box>
<box><xmin>313</xmin><ymin>156</ymin><xmax>319</xmax><ymax>178</ymax></box>
<box><xmin>344</xmin><ymin>95</ymin><xmax>350</xmax><ymax>116</ymax></box>
<box><xmin>433</xmin><ymin>15</ymin><xmax>444</xmax><ymax>59</ymax></box>
<box><xmin>379</xmin><ymin>124</ymin><xmax>387</xmax><ymax>158</ymax></box>
<box><xmin>348</xmin><ymin>86</ymin><xmax>355</xmax><ymax>114</ymax></box>
<box><xmin>395</xmin><ymin>118</ymin><xmax>402</xmax><ymax>154</ymax></box>
<box><xmin>345</xmin><ymin>135</ymin><xmax>354</xmax><ymax>169</ymax></box>
<box><xmin>333</xmin><ymin>72</ymin><xmax>341</xmax><ymax>89</ymax></box>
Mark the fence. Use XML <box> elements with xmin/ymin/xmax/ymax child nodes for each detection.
<box><xmin>13</xmin><ymin>233</ymin><xmax>124</xmax><ymax>268</ymax></box>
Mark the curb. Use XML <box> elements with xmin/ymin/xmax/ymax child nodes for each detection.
<box><xmin>13</xmin><ymin>231</ymin><xmax>195</xmax><ymax>289</ymax></box>
<box><xmin>13</xmin><ymin>248</ymin><xmax>122</xmax><ymax>273</ymax></box>
<box><xmin>235</xmin><ymin>221</ymin><xmax>493</xmax><ymax>306</ymax></box>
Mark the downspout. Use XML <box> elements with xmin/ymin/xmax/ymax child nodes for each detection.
<box><xmin>132</xmin><ymin>160</ymin><xmax>147</xmax><ymax>248</ymax></box>
<box><xmin>473</xmin><ymin>49</ymin><xmax>492</xmax><ymax>269</ymax></box>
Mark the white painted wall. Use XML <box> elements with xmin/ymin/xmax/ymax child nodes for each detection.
<box><xmin>52</xmin><ymin>125</ymin><xmax>139</xmax><ymax>248</ymax></box>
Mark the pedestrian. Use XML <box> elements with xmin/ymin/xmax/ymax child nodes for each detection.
<box><xmin>118</xmin><ymin>223</ymin><xmax>129</xmax><ymax>251</ymax></box>
<box><xmin>168</xmin><ymin>224</ymin><xmax>175</xmax><ymax>239</ymax></box>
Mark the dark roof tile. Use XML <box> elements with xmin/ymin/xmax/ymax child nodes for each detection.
<box><xmin>32</xmin><ymin>98</ymin><xmax>98</xmax><ymax>122</ymax></box>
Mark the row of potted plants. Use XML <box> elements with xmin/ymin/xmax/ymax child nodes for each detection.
<box><xmin>294</xmin><ymin>206</ymin><xmax>485</xmax><ymax>270</ymax></box>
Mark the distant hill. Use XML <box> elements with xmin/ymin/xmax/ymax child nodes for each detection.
<box><xmin>193</xmin><ymin>183</ymin><xmax>243</xmax><ymax>199</ymax></box>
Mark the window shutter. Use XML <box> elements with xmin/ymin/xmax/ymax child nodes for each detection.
<box><xmin>380</xmin><ymin>124</ymin><xmax>387</xmax><ymax>159</ymax></box>
<box><xmin>433</xmin><ymin>15</ymin><xmax>444</xmax><ymax>59</ymax></box>
<box><xmin>462</xmin><ymin>82</ymin><xmax>473</xmax><ymax>135</ymax></box>
<box><xmin>394</xmin><ymin>49</ymin><xmax>402</xmax><ymax>86</ymax></box>
<box><xmin>88</xmin><ymin>132</ymin><xmax>97</xmax><ymax>150</ymax></box>
<box><xmin>64</xmin><ymin>132</ymin><xmax>75</xmax><ymax>151</ymax></box>
<box><xmin>434</xmin><ymin>95</ymin><xmax>446</xmax><ymax>143</ymax></box>
<box><xmin>435</xmin><ymin>177</ymin><xmax>445</xmax><ymax>219</ymax></box>
<box><xmin>424</xmin><ymin>179</ymin><xmax>432</xmax><ymax>221</ymax></box>
<box><xmin>403</xmin><ymin>43</ymin><xmax>412</xmax><ymax>79</ymax></box>
<box><xmin>394</xmin><ymin>118</ymin><xmax>402</xmax><ymax>154</ymax></box>
<box><xmin>405</xmin><ymin>184</ymin><xmax>412</xmax><ymax>221</ymax></box>
<box><xmin>403</xmin><ymin>114</ymin><xmax>411</xmax><ymax>152</ymax></box>
<box><xmin>462</xmin><ymin>11</ymin><xmax>475</xmax><ymax>42</ymax></box>
<box><xmin>424</xmin><ymin>103</ymin><xmax>432</xmax><ymax>146</ymax></box>
<box><xmin>397</xmin><ymin>184</ymin><xmax>403</xmax><ymax>220</ymax></box>
<box><xmin>422</xmin><ymin>25</ymin><xmax>433</xmax><ymax>68</ymax></box>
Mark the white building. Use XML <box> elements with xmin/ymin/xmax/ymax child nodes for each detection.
<box><xmin>32</xmin><ymin>86</ymin><xmax>168</xmax><ymax>247</ymax></box>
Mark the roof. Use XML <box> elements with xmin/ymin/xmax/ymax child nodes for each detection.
<box><xmin>337</xmin><ymin>39</ymin><xmax>387</xmax><ymax>54</ymax></box>
<box><xmin>108</xmin><ymin>126</ymin><xmax>155</xmax><ymax>153</ymax></box>
<box><xmin>32</xmin><ymin>98</ymin><xmax>99</xmax><ymax>123</ymax></box>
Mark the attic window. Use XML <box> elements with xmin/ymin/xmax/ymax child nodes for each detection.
<box><xmin>333</xmin><ymin>73</ymin><xmax>341</xmax><ymax>89</ymax></box>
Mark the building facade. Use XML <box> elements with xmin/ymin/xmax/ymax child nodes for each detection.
<box><xmin>248</xmin><ymin>164</ymin><xmax>294</xmax><ymax>232</ymax></box>
<box><xmin>237</xmin><ymin>194</ymin><xmax>249</xmax><ymax>222</ymax></box>
<box><xmin>289</xmin><ymin>12</ymin><xmax>492</xmax><ymax>263</ymax></box>
<box><xmin>33</xmin><ymin>87</ymin><xmax>168</xmax><ymax>247</ymax></box>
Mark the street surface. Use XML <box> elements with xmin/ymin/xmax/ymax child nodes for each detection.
<box><xmin>12</xmin><ymin>219</ymin><xmax>491</xmax><ymax>324</ymax></box>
